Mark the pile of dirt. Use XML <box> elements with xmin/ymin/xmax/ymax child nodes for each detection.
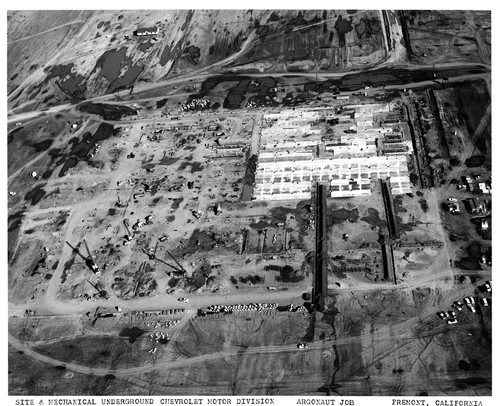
<box><xmin>178</xmin><ymin>161</ymin><xmax>204</xmax><ymax>173</ymax></box>
<box><xmin>78</xmin><ymin>102</ymin><xmax>137</xmax><ymax>120</ymax></box>
<box><xmin>180</xmin><ymin>228</ymin><xmax>239</xmax><ymax>256</ymax></box>
<box><xmin>411</xmin><ymin>287</ymin><xmax>432</xmax><ymax>310</ymax></box>
<box><xmin>156</xmin><ymin>98</ymin><xmax>168</xmax><ymax>109</ymax></box>
<box><xmin>465</xmin><ymin>156</ymin><xmax>486</xmax><ymax>168</ymax></box>
<box><xmin>119</xmin><ymin>327</ymin><xmax>145</xmax><ymax>344</ymax></box>
<box><xmin>41</xmin><ymin>122</ymin><xmax>117</xmax><ymax>178</ymax></box>
<box><xmin>111</xmin><ymin>264</ymin><xmax>157</xmax><ymax>299</ymax></box>
<box><xmin>264</xmin><ymin>264</ymin><xmax>305</xmax><ymax>283</ymax></box>
<box><xmin>185</xmin><ymin>262</ymin><xmax>212</xmax><ymax>292</ymax></box>
<box><xmin>190</xmin><ymin>75</ymin><xmax>279</xmax><ymax>109</ymax></box>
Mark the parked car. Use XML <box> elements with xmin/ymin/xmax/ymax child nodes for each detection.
<box><xmin>452</xmin><ymin>301</ymin><xmax>463</xmax><ymax>311</ymax></box>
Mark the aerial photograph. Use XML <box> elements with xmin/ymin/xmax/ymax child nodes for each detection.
<box><xmin>7</xmin><ymin>9</ymin><xmax>491</xmax><ymax>396</ymax></box>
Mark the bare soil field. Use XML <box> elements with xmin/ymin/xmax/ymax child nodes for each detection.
<box><xmin>8</xmin><ymin>9</ymin><xmax>491</xmax><ymax>397</ymax></box>
<box><xmin>8</xmin><ymin>10</ymin><xmax>390</xmax><ymax>114</ymax></box>
<box><xmin>8</xmin><ymin>345</ymin><xmax>134</xmax><ymax>396</ymax></box>
<box><xmin>10</xmin><ymin>282</ymin><xmax>490</xmax><ymax>396</ymax></box>
<box><xmin>403</xmin><ymin>10</ymin><xmax>491</xmax><ymax>65</ymax></box>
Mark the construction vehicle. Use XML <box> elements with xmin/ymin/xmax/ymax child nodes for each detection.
<box><xmin>123</xmin><ymin>219</ymin><xmax>134</xmax><ymax>244</ymax></box>
<box><xmin>144</xmin><ymin>242</ymin><xmax>159</xmax><ymax>260</ymax></box>
<box><xmin>87</xmin><ymin>280</ymin><xmax>109</xmax><ymax>300</ymax></box>
<box><xmin>165</xmin><ymin>249</ymin><xmax>188</xmax><ymax>275</ymax></box>
<box><xmin>214</xmin><ymin>203</ymin><xmax>222</xmax><ymax>215</ymax></box>
<box><xmin>66</xmin><ymin>240</ymin><xmax>100</xmax><ymax>274</ymax></box>
<box><xmin>83</xmin><ymin>240</ymin><xmax>99</xmax><ymax>274</ymax></box>
<box><xmin>115</xmin><ymin>196</ymin><xmax>127</xmax><ymax>208</ymax></box>
<box><xmin>141</xmin><ymin>246</ymin><xmax>184</xmax><ymax>275</ymax></box>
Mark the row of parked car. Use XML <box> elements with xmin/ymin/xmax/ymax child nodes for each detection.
<box><xmin>206</xmin><ymin>302</ymin><xmax>279</xmax><ymax>314</ymax></box>
<box><xmin>437</xmin><ymin>280</ymin><xmax>492</xmax><ymax>324</ymax></box>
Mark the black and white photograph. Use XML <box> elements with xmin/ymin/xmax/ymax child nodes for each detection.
<box><xmin>6</xmin><ymin>5</ymin><xmax>493</xmax><ymax>398</ymax></box>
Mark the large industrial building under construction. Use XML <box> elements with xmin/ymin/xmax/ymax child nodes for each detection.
<box><xmin>252</xmin><ymin>104</ymin><xmax>413</xmax><ymax>201</ymax></box>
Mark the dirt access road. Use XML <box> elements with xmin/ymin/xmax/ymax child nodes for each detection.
<box><xmin>7</xmin><ymin>61</ymin><xmax>490</xmax><ymax>123</ymax></box>
<box><xmin>10</xmin><ymin>304</ymin><xmax>486</xmax><ymax>378</ymax></box>
<box><xmin>12</xmin><ymin>265</ymin><xmax>455</xmax><ymax>319</ymax></box>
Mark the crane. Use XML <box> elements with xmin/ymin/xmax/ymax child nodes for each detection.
<box><xmin>145</xmin><ymin>242</ymin><xmax>159</xmax><ymax>260</ymax></box>
<box><xmin>83</xmin><ymin>239</ymin><xmax>100</xmax><ymax>274</ymax></box>
<box><xmin>66</xmin><ymin>240</ymin><xmax>100</xmax><ymax>274</ymax></box>
<box><xmin>165</xmin><ymin>249</ymin><xmax>188</xmax><ymax>274</ymax></box>
<box><xmin>87</xmin><ymin>280</ymin><xmax>109</xmax><ymax>300</ymax></box>
<box><xmin>116</xmin><ymin>195</ymin><xmax>127</xmax><ymax>208</ymax></box>
<box><xmin>123</xmin><ymin>219</ymin><xmax>134</xmax><ymax>241</ymax></box>
<box><xmin>141</xmin><ymin>246</ymin><xmax>184</xmax><ymax>274</ymax></box>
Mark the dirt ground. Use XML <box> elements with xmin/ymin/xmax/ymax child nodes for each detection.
<box><xmin>8</xmin><ymin>10</ymin><xmax>491</xmax><ymax>397</ymax></box>
<box><xmin>8</xmin><ymin>9</ymin><xmax>390</xmax><ymax>114</ymax></box>
<box><xmin>405</xmin><ymin>10</ymin><xmax>491</xmax><ymax>66</ymax></box>
<box><xmin>8</xmin><ymin>93</ymin><xmax>492</xmax><ymax>395</ymax></box>
<box><xmin>10</xmin><ymin>281</ymin><xmax>491</xmax><ymax>395</ymax></box>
